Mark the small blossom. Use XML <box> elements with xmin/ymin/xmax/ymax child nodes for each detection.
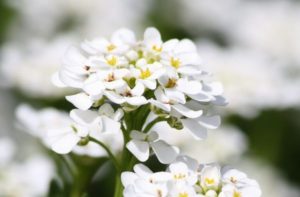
<box><xmin>126</xmin><ymin>130</ymin><xmax>179</xmax><ymax>164</ymax></box>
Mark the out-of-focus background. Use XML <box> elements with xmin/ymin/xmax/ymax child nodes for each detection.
<box><xmin>0</xmin><ymin>0</ymin><xmax>300</xmax><ymax>196</ymax></box>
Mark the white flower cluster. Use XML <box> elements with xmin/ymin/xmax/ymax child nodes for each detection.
<box><xmin>54</xmin><ymin>27</ymin><xmax>225</xmax><ymax>137</ymax></box>
<box><xmin>122</xmin><ymin>157</ymin><xmax>261</xmax><ymax>197</ymax></box>
<box><xmin>14</xmin><ymin>27</ymin><xmax>262</xmax><ymax>197</ymax></box>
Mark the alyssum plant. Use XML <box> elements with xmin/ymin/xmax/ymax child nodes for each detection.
<box><xmin>20</xmin><ymin>28</ymin><xmax>262</xmax><ymax>197</ymax></box>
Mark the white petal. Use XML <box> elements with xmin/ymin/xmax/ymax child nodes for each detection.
<box><xmin>131</xmin><ymin>82</ymin><xmax>145</xmax><ymax>96</ymax></box>
<box><xmin>189</xmin><ymin>92</ymin><xmax>212</xmax><ymax>102</ymax></box>
<box><xmin>151</xmin><ymin>140</ymin><xmax>179</xmax><ymax>164</ymax></box>
<box><xmin>203</xmin><ymin>82</ymin><xmax>223</xmax><ymax>95</ymax></box>
<box><xmin>182</xmin><ymin>119</ymin><xmax>207</xmax><ymax>140</ymax></box>
<box><xmin>144</xmin><ymin>27</ymin><xmax>162</xmax><ymax>46</ymax></box>
<box><xmin>172</xmin><ymin>104</ymin><xmax>203</xmax><ymax>118</ymax></box>
<box><xmin>66</xmin><ymin>93</ymin><xmax>93</xmax><ymax>110</ymax></box>
<box><xmin>104</xmin><ymin>80</ymin><xmax>126</xmax><ymax>90</ymax></box>
<box><xmin>98</xmin><ymin>103</ymin><xmax>114</xmax><ymax>117</ymax></box>
<box><xmin>70</xmin><ymin>109</ymin><xmax>98</xmax><ymax>125</ymax></box>
<box><xmin>126</xmin><ymin>96</ymin><xmax>148</xmax><ymax>106</ymax></box>
<box><xmin>133</xmin><ymin>164</ymin><xmax>153</xmax><ymax>177</ymax></box>
<box><xmin>174</xmin><ymin>39</ymin><xmax>197</xmax><ymax>54</ymax></box>
<box><xmin>113</xmin><ymin>109</ymin><xmax>124</xmax><ymax>121</ymax></box>
<box><xmin>126</xmin><ymin>140</ymin><xmax>150</xmax><ymax>162</ymax></box>
<box><xmin>111</xmin><ymin>28</ymin><xmax>136</xmax><ymax>45</ymax></box>
<box><xmin>177</xmin><ymin>65</ymin><xmax>202</xmax><ymax>75</ymax></box>
<box><xmin>83</xmin><ymin>81</ymin><xmax>105</xmax><ymax>96</ymax></box>
<box><xmin>177</xmin><ymin>79</ymin><xmax>202</xmax><ymax>95</ymax></box>
<box><xmin>149</xmin><ymin>99</ymin><xmax>171</xmax><ymax>112</ymax></box>
<box><xmin>196</xmin><ymin>116</ymin><xmax>221</xmax><ymax>129</ymax></box>
<box><xmin>121</xmin><ymin>172</ymin><xmax>138</xmax><ymax>187</ymax></box>
<box><xmin>130</xmin><ymin>130</ymin><xmax>147</xmax><ymax>140</ymax></box>
<box><xmin>101</xmin><ymin>116</ymin><xmax>120</xmax><ymax>132</ymax></box>
<box><xmin>140</xmin><ymin>79</ymin><xmax>156</xmax><ymax>90</ymax></box>
<box><xmin>51</xmin><ymin>72</ymin><xmax>67</xmax><ymax>87</ymax></box>
<box><xmin>154</xmin><ymin>87</ymin><xmax>169</xmax><ymax>103</ymax></box>
<box><xmin>162</xmin><ymin>39</ymin><xmax>179</xmax><ymax>52</ymax></box>
<box><xmin>104</xmin><ymin>91</ymin><xmax>125</xmax><ymax>104</ymax></box>
<box><xmin>58</xmin><ymin>70</ymin><xmax>85</xmax><ymax>88</ymax></box>
<box><xmin>165</xmin><ymin>89</ymin><xmax>186</xmax><ymax>104</ymax></box>
<box><xmin>51</xmin><ymin>132</ymin><xmax>80</xmax><ymax>154</ymax></box>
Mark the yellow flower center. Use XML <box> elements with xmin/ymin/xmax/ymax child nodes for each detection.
<box><xmin>107</xmin><ymin>56</ymin><xmax>118</xmax><ymax>66</ymax></box>
<box><xmin>152</xmin><ymin>45</ymin><xmax>162</xmax><ymax>52</ymax></box>
<box><xmin>173</xmin><ymin>173</ymin><xmax>186</xmax><ymax>180</ymax></box>
<box><xmin>140</xmin><ymin>68</ymin><xmax>151</xmax><ymax>79</ymax></box>
<box><xmin>205</xmin><ymin>178</ymin><xmax>215</xmax><ymax>185</ymax></box>
<box><xmin>179</xmin><ymin>192</ymin><xmax>189</xmax><ymax>197</ymax></box>
<box><xmin>233</xmin><ymin>190</ymin><xmax>242</xmax><ymax>197</ymax></box>
<box><xmin>170</xmin><ymin>57</ymin><xmax>181</xmax><ymax>69</ymax></box>
<box><xmin>107</xmin><ymin>43</ymin><xmax>116</xmax><ymax>52</ymax></box>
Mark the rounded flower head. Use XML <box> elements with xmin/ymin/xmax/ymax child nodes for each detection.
<box><xmin>54</xmin><ymin>27</ymin><xmax>226</xmax><ymax>140</ymax></box>
<box><xmin>121</xmin><ymin>158</ymin><xmax>262</xmax><ymax>197</ymax></box>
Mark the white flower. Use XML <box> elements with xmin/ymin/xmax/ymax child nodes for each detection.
<box><xmin>0</xmin><ymin>37</ymin><xmax>73</xmax><ymax>98</ymax></box>
<box><xmin>54</xmin><ymin>28</ymin><xmax>225</xmax><ymax>124</ymax></box>
<box><xmin>126</xmin><ymin>130</ymin><xmax>179</xmax><ymax>164</ymax></box>
<box><xmin>200</xmin><ymin>165</ymin><xmax>221</xmax><ymax>191</ymax></box>
<box><xmin>121</xmin><ymin>164</ymin><xmax>171</xmax><ymax>197</ymax></box>
<box><xmin>48</xmin><ymin>106</ymin><xmax>121</xmax><ymax>154</ymax></box>
<box><xmin>82</xmin><ymin>28</ymin><xmax>136</xmax><ymax>55</ymax></box>
<box><xmin>0</xmin><ymin>154</ymin><xmax>54</xmax><ymax>197</ymax></box>
<box><xmin>121</xmin><ymin>159</ymin><xmax>262</xmax><ymax>197</ymax></box>
<box><xmin>167</xmin><ymin>162</ymin><xmax>198</xmax><ymax>185</ymax></box>
<box><xmin>16</xmin><ymin>104</ymin><xmax>123</xmax><ymax>157</ymax></box>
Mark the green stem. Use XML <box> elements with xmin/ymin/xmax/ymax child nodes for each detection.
<box><xmin>89</xmin><ymin>137</ymin><xmax>121</xmax><ymax>172</ymax></box>
<box><xmin>142</xmin><ymin>117</ymin><xmax>167</xmax><ymax>133</ymax></box>
<box><xmin>113</xmin><ymin>174</ymin><xmax>123</xmax><ymax>197</ymax></box>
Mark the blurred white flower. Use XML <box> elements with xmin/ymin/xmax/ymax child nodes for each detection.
<box><xmin>0</xmin><ymin>37</ymin><xmax>74</xmax><ymax>98</ymax></box>
<box><xmin>0</xmin><ymin>137</ymin><xmax>16</xmax><ymax>166</ymax></box>
<box><xmin>236</xmin><ymin>158</ymin><xmax>300</xmax><ymax>197</ymax></box>
<box><xmin>16</xmin><ymin>104</ymin><xmax>123</xmax><ymax>157</ymax></box>
<box><xmin>7</xmin><ymin>0</ymin><xmax>148</xmax><ymax>39</ymax></box>
<box><xmin>0</xmin><ymin>138</ymin><xmax>54</xmax><ymax>197</ymax></box>
<box><xmin>229</xmin><ymin>1</ymin><xmax>300</xmax><ymax>66</ymax></box>
<box><xmin>154</xmin><ymin>121</ymin><xmax>248</xmax><ymax>164</ymax></box>
<box><xmin>197</xmin><ymin>41</ymin><xmax>300</xmax><ymax>117</ymax></box>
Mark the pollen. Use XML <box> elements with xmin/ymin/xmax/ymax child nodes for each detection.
<box><xmin>152</xmin><ymin>45</ymin><xmax>162</xmax><ymax>52</ymax></box>
<box><xmin>165</xmin><ymin>78</ymin><xmax>177</xmax><ymax>88</ymax></box>
<box><xmin>233</xmin><ymin>190</ymin><xmax>241</xmax><ymax>197</ymax></box>
<box><xmin>107</xmin><ymin>43</ymin><xmax>116</xmax><ymax>52</ymax></box>
<box><xmin>170</xmin><ymin>57</ymin><xmax>181</xmax><ymax>69</ymax></box>
<box><xmin>178</xmin><ymin>192</ymin><xmax>189</xmax><ymax>197</ymax></box>
<box><xmin>140</xmin><ymin>68</ymin><xmax>151</xmax><ymax>79</ymax></box>
<box><xmin>173</xmin><ymin>173</ymin><xmax>186</xmax><ymax>180</ymax></box>
<box><xmin>107</xmin><ymin>56</ymin><xmax>118</xmax><ymax>66</ymax></box>
<box><xmin>205</xmin><ymin>178</ymin><xmax>215</xmax><ymax>185</ymax></box>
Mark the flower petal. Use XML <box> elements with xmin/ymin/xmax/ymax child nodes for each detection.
<box><xmin>66</xmin><ymin>93</ymin><xmax>93</xmax><ymax>110</ymax></box>
<box><xmin>172</xmin><ymin>104</ymin><xmax>203</xmax><ymax>118</ymax></box>
<box><xmin>151</xmin><ymin>140</ymin><xmax>179</xmax><ymax>164</ymax></box>
<box><xmin>196</xmin><ymin>116</ymin><xmax>221</xmax><ymax>129</ymax></box>
<box><xmin>51</xmin><ymin>132</ymin><xmax>80</xmax><ymax>154</ymax></box>
<box><xmin>126</xmin><ymin>140</ymin><xmax>149</xmax><ymax>162</ymax></box>
<box><xmin>182</xmin><ymin>119</ymin><xmax>207</xmax><ymax>140</ymax></box>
